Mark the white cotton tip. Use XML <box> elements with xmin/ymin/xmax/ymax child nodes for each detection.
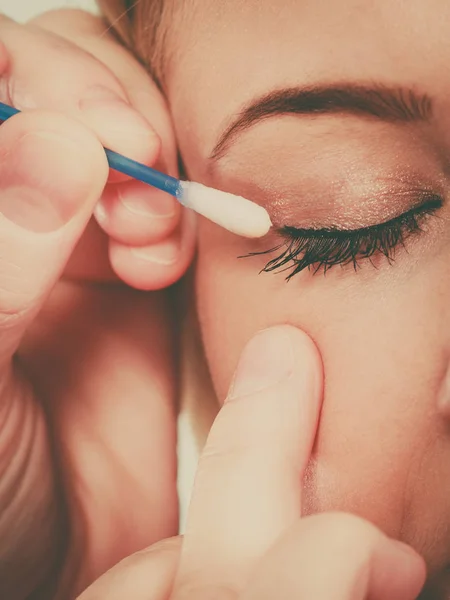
<box><xmin>179</xmin><ymin>181</ymin><xmax>272</xmax><ymax>238</ymax></box>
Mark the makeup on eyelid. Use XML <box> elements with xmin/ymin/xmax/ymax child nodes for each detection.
<box><xmin>241</xmin><ymin>192</ymin><xmax>443</xmax><ymax>279</ymax></box>
<box><xmin>214</xmin><ymin>154</ymin><xmax>447</xmax><ymax>278</ymax></box>
<box><xmin>209</xmin><ymin>111</ymin><xmax>447</xmax><ymax>230</ymax></box>
<box><xmin>277</xmin><ymin>178</ymin><xmax>444</xmax><ymax>231</ymax></box>
<box><xmin>219</xmin><ymin>169</ymin><xmax>446</xmax><ymax>233</ymax></box>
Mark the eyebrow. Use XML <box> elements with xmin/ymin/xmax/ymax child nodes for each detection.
<box><xmin>210</xmin><ymin>84</ymin><xmax>432</xmax><ymax>160</ymax></box>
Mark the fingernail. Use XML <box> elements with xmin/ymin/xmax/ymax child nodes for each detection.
<box><xmin>131</xmin><ymin>237</ymin><xmax>180</xmax><ymax>265</ymax></box>
<box><xmin>79</xmin><ymin>85</ymin><xmax>160</xmax><ymax>159</ymax></box>
<box><xmin>119</xmin><ymin>185</ymin><xmax>177</xmax><ymax>219</ymax></box>
<box><xmin>228</xmin><ymin>327</ymin><xmax>294</xmax><ymax>400</ymax></box>
<box><xmin>0</xmin><ymin>131</ymin><xmax>86</xmax><ymax>232</ymax></box>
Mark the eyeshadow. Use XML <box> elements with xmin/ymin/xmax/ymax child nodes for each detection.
<box><xmin>268</xmin><ymin>173</ymin><xmax>446</xmax><ymax>231</ymax></box>
<box><xmin>207</xmin><ymin>109</ymin><xmax>447</xmax><ymax>232</ymax></box>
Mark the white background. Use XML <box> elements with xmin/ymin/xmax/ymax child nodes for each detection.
<box><xmin>0</xmin><ymin>0</ymin><xmax>97</xmax><ymax>22</ymax></box>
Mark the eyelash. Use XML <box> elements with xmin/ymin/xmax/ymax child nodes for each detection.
<box><xmin>242</xmin><ymin>196</ymin><xmax>443</xmax><ymax>280</ymax></box>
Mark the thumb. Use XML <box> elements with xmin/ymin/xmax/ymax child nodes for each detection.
<box><xmin>0</xmin><ymin>109</ymin><xmax>107</xmax><ymax>361</ymax></box>
<box><xmin>76</xmin><ymin>537</ymin><xmax>181</xmax><ymax>600</ymax></box>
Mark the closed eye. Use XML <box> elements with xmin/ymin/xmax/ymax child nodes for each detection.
<box><xmin>240</xmin><ymin>194</ymin><xmax>443</xmax><ymax>279</ymax></box>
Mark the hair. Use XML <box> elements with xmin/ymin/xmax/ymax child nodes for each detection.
<box><xmin>97</xmin><ymin>0</ymin><xmax>174</xmax><ymax>84</ymax></box>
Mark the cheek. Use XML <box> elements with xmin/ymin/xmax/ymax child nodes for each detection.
<box><xmin>195</xmin><ymin>219</ymin><xmax>450</xmax><ymax>569</ymax></box>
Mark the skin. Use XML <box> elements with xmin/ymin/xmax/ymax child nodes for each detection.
<box><xmin>0</xmin><ymin>11</ymin><xmax>195</xmax><ymax>599</ymax></box>
<box><xmin>1</xmin><ymin>2</ymin><xmax>448</xmax><ymax>598</ymax></box>
<box><xmin>78</xmin><ymin>327</ymin><xmax>426</xmax><ymax>600</ymax></box>
<box><xmin>155</xmin><ymin>0</ymin><xmax>450</xmax><ymax>595</ymax></box>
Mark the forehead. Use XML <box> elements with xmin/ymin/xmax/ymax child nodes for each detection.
<box><xmin>167</xmin><ymin>0</ymin><xmax>450</xmax><ymax>166</ymax></box>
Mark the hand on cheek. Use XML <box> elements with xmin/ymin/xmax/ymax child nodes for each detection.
<box><xmin>77</xmin><ymin>326</ymin><xmax>426</xmax><ymax>600</ymax></box>
<box><xmin>173</xmin><ymin>325</ymin><xmax>426</xmax><ymax>600</ymax></box>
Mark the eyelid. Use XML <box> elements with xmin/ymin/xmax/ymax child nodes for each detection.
<box><xmin>241</xmin><ymin>194</ymin><xmax>443</xmax><ymax>279</ymax></box>
<box><xmin>264</xmin><ymin>175</ymin><xmax>448</xmax><ymax>233</ymax></box>
<box><xmin>278</xmin><ymin>193</ymin><xmax>444</xmax><ymax>238</ymax></box>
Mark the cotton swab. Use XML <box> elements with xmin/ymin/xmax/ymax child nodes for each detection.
<box><xmin>0</xmin><ymin>102</ymin><xmax>272</xmax><ymax>238</ymax></box>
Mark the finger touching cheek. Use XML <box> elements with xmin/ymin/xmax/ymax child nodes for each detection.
<box><xmin>171</xmin><ymin>327</ymin><xmax>322</xmax><ymax>600</ymax></box>
<box><xmin>109</xmin><ymin>209</ymin><xmax>196</xmax><ymax>290</ymax></box>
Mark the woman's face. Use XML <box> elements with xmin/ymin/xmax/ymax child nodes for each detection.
<box><xmin>165</xmin><ymin>0</ymin><xmax>450</xmax><ymax>595</ymax></box>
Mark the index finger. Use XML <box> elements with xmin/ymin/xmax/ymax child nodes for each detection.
<box><xmin>0</xmin><ymin>15</ymin><xmax>158</xmax><ymax>172</ymax></box>
<box><xmin>172</xmin><ymin>325</ymin><xmax>323</xmax><ymax>599</ymax></box>
<box><xmin>32</xmin><ymin>9</ymin><xmax>179</xmax><ymax>177</ymax></box>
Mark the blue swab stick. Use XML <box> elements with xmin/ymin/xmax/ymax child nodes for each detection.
<box><xmin>0</xmin><ymin>101</ymin><xmax>271</xmax><ymax>238</ymax></box>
